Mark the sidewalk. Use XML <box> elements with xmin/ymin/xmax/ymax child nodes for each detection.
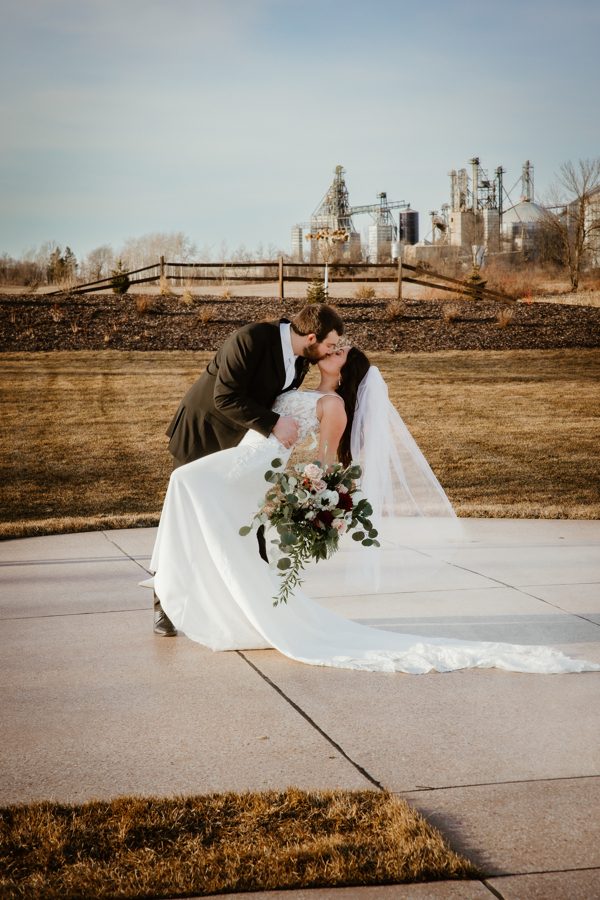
<box><xmin>1</xmin><ymin>519</ymin><xmax>599</xmax><ymax>900</ymax></box>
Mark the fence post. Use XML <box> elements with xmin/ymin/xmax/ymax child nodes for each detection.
<box><xmin>278</xmin><ymin>256</ymin><xmax>284</xmax><ymax>299</ymax></box>
<box><xmin>160</xmin><ymin>255</ymin><xmax>165</xmax><ymax>282</ymax></box>
<box><xmin>396</xmin><ymin>259</ymin><xmax>403</xmax><ymax>301</ymax></box>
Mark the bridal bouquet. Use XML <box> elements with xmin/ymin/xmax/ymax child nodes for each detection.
<box><xmin>240</xmin><ymin>457</ymin><xmax>379</xmax><ymax>605</ymax></box>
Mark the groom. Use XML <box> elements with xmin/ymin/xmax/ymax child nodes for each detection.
<box><xmin>154</xmin><ymin>303</ymin><xmax>345</xmax><ymax>634</ymax></box>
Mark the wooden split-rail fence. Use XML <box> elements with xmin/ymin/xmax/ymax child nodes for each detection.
<box><xmin>48</xmin><ymin>256</ymin><xmax>515</xmax><ymax>305</ymax></box>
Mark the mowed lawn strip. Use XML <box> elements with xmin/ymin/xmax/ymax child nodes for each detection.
<box><xmin>0</xmin><ymin>789</ymin><xmax>479</xmax><ymax>900</ymax></box>
<box><xmin>1</xmin><ymin>348</ymin><xmax>598</xmax><ymax>539</ymax></box>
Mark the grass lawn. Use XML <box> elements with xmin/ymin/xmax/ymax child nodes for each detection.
<box><xmin>0</xmin><ymin>790</ymin><xmax>479</xmax><ymax>899</ymax></box>
<box><xmin>1</xmin><ymin>348</ymin><xmax>599</xmax><ymax>539</ymax></box>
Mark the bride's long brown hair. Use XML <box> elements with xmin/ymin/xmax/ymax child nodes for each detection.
<box><xmin>335</xmin><ymin>347</ymin><xmax>371</xmax><ymax>467</ymax></box>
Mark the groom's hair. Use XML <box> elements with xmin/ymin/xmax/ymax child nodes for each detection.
<box><xmin>291</xmin><ymin>304</ymin><xmax>344</xmax><ymax>342</ymax></box>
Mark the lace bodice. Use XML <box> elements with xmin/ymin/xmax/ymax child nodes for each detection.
<box><xmin>271</xmin><ymin>389</ymin><xmax>334</xmax><ymax>444</ymax></box>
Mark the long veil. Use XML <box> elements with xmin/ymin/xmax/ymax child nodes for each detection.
<box><xmin>344</xmin><ymin>366</ymin><xmax>462</xmax><ymax>592</ymax></box>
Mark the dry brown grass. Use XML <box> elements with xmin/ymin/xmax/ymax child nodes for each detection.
<box><xmin>443</xmin><ymin>302</ymin><xmax>461</xmax><ymax>323</ymax></box>
<box><xmin>199</xmin><ymin>304</ymin><xmax>216</xmax><ymax>324</ymax></box>
<box><xmin>353</xmin><ymin>284</ymin><xmax>376</xmax><ymax>300</ymax></box>
<box><xmin>0</xmin><ymin>349</ymin><xmax>598</xmax><ymax>539</ymax></box>
<box><xmin>496</xmin><ymin>307</ymin><xmax>516</xmax><ymax>328</ymax></box>
<box><xmin>134</xmin><ymin>294</ymin><xmax>152</xmax><ymax>315</ymax></box>
<box><xmin>158</xmin><ymin>275</ymin><xmax>174</xmax><ymax>297</ymax></box>
<box><xmin>386</xmin><ymin>299</ymin><xmax>406</xmax><ymax>320</ymax></box>
<box><xmin>50</xmin><ymin>302</ymin><xmax>63</xmax><ymax>322</ymax></box>
<box><xmin>0</xmin><ymin>789</ymin><xmax>478</xmax><ymax>899</ymax></box>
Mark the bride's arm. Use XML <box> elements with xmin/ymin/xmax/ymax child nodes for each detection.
<box><xmin>316</xmin><ymin>395</ymin><xmax>347</xmax><ymax>468</ymax></box>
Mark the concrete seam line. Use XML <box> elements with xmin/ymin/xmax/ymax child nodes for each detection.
<box><xmin>430</xmin><ymin>556</ymin><xmax>600</xmax><ymax>630</ymax></box>
<box><xmin>0</xmin><ymin>608</ymin><xmax>149</xmax><ymax>621</ymax></box>
<box><xmin>481</xmin><ymin>880</ymin><xmax>506</xmax><ymax>900</ymax></box>
<box><xmin>488</xmin><ymin>865</ymin><xmax>600</xmax><ymax>878</ymax></box>
<box><xmin>391</xmin><ymin>774</ymin><xmax>600</xmax><ymax>793</ymax></box>
<box><xmin>102</xmin><ymin>531</ymin><xmax>152</xmax><ymax>574</ymax></box>
<box><xmin>236</xmin><ymin>650</ymin><xmax>385</xmax><ymax>791</ymax></box>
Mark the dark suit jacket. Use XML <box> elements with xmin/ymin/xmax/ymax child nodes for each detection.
<box><xmin>166</xmin><ymin>319</ymin><xmax>307</xmax><ymax>466</ymax></box>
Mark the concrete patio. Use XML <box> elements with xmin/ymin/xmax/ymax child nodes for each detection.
<box><xmin>1</xmin><ymin>519</ymin><xmax>599</xmax><ymax>899</ymax></box>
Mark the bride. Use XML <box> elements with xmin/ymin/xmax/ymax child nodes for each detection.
<box><xmin>148</xmin><ymin>346</ymin><xmax>598</xmax><ymax>675</ymax></box>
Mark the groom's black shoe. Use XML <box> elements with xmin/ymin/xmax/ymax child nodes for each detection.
<box><xmin>153</xmin><ymin>591</ymin><xmax>177</xmax><ymax>636</ymax></box>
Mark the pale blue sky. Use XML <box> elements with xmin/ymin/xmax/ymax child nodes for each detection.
<box><xmin>1</xmin><ymin>0</ymin><xmax>599</xmax><ymax>260</ymax></box>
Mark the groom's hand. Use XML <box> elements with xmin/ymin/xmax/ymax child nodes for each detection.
<box><xmin>273</xmin><ymin>416</ymin><xmax>299</xmax><ymax>449</ymax></box>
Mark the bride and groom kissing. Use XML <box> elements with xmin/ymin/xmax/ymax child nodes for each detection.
<box><xmin>146</xmin><ymin>302</ymin><xmax>598</xmax><ymax>675</ymax></box>
<box><xmin>155</xmin><ymin>303</ymin><xmax>345</xmax><ymax>635</ymax></box>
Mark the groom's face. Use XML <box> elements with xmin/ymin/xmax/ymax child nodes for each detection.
<box><xmin>302</xmin><ymin>330</ymin><xmax>340</xmax><ymax>362</ymax></box>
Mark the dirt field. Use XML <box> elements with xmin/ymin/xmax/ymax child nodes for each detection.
<box><xmin>2</xmin><ymin>291</ymin><xmax>600</xmax><ymax>355</ymax></box>
<box><xmin>1</xmin><ymin>349</ymin><xmax>598</xmax><ymax>539</ymax></box>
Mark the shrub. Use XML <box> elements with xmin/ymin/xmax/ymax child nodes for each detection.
<box><xmin>110</xmin><ymin>260</ymin><xmax>130</xmax><ymax>295</ymax></box>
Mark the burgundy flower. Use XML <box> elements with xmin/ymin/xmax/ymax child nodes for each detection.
<box><xmin>314</xmin><ymin>510</ymin><xmax>334</xmax><ymax>530</ymax></box>
<box><xmin>336</xmin><ymin>492</ymin><xmax>353</xmax><ymax>512</ymax></box>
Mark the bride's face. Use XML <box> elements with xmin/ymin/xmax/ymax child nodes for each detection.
<box><xmin>317</xmin><ymin>345</ymin><xmax>350</xmax><ymax>377</ymax></box>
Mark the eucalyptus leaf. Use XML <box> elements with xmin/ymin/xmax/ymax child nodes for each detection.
<box><xmin>362</xmin><ymin>538</ymin><xmax>373</xmax><ymax>546</ymax></box>
<box><xmin>238</xmin><ymin>526</ymin><xmax>252</xmax><ymax>536</ymax></box>
<box><xmin>264</xmin><ymin>471</ymin><xmax>273</xmax><ymax>481</ymax></box>
<box><xmin>277</xmin><ymin>558</ymin><xmax>291</xmax><ymax>570</ymax></box>
<box><xmin>286</xmin><ymin>494</ymin><xmax>298</xmax><ymax>505</ymax></box>
<box><xmin>332</xmin><ymin>508</ymin><xmax>344</xmax><ymax>517</ymax></box>
<box><xmin>281</xmin><ymin>532</ymin><xmax>296</xmax><ymax>545</ymax></box>
<box><xmin>271</xmin><ymin>458</ymin><xmax>283</xmax><ymax>468</ymax></box>
<box><xmin>368</xmin><ymin>528</ymin><xmax>378</xmax><ymax>538</ymax></box>
<box><xmin>373</xmin><ymin>540</ymin><xmax>381</xmax><ymax>547</ymax></box>
<box><xmin>352</xmin><ymin>531</ymin><xmax>365</xmax><ymax>542</ymax></box>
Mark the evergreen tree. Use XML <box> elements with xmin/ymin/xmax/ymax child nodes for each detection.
<box><xmin>306</xmin><ymin>275</ymin><xmax>327</xmax><ymax>304</ymax></box>
<box><xmin>62</xmin><ymin>247</ymin><xmax>77</xmax><ymax>278</ymax></box>
<box><xmin>110</xmin><ymin>260</ymin><xmax>131</xmax><ymax>295</ymax></box>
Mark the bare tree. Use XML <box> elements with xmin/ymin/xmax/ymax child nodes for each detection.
<box><xmin>539</xmin><ymin>157</ymin><xmax>600</xmax><ymax>291</ymax></box>
<box><xmin>119</xmin><ymin>231</ymin><xmax>198</xmax><ymax>270</ymax></box>
<box><xmin>85</xmin><ymin>245</ymin><xmax>114</xmax><ymax>281</ymax></box>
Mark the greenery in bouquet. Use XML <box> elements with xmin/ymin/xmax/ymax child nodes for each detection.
<box><xmin>239</xmin><ymin>457</ymin><xmax>379</xmax><ymax>606</ymax></box>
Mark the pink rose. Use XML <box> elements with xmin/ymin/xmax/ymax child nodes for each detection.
<box><xmin>338</xmin><ymin>484</ymin><xmax>349</xmax><ymax>494</ymax></box>
<box><xmin>311</xmin><ymin>479</ymin><xmax>327</xmax><ymax>494</ymax></box>
<box><xmin>333</xmin><ymin>519</ymin><xmax>347</xmax><ymax>535</ymax></box>
<box><xmin>304</xmin><ymin>463</ymin><xmax>324</xmax><ymax>480</ymax></box>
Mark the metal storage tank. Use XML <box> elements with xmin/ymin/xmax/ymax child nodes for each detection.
<box><xmin>399</xmin><ymin>208</ymin><xmax>419</xmax><ymax>245</ymax></box>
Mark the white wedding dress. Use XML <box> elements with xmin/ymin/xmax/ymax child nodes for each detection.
<box><xmin>148</xmin><ymin>389</ymin><xmax>598</xmax><ymax>675</ymax></box>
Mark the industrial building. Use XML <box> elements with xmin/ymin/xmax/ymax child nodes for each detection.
<box><xmin>292</xmin><ymin>166</ymin><xmax>419</xmax><ymax>263</ymax></box>
<box><xmin>294</xmin><ymin>159</ymin><xmax>600</xmax><ymax>269</ymax></box>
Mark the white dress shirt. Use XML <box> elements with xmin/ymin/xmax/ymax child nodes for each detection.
<box><xmin>279</xmin><ymin>322</ymin><xmax>298</xmax><ymax>390</ymax></box>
